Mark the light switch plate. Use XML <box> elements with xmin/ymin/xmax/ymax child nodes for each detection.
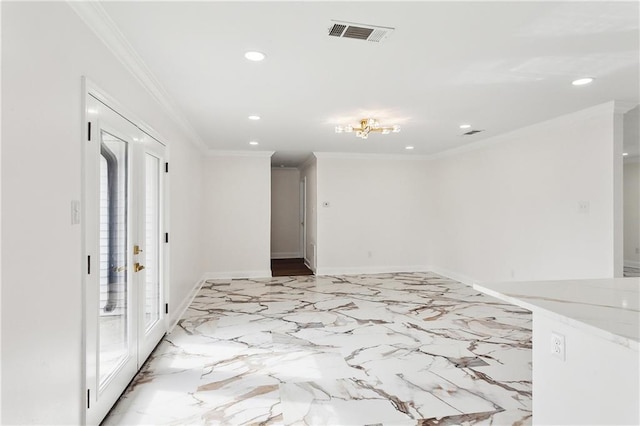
<box><xmin>71</xmin><ymin>200</ymin><xmax>81</xmax><ymax>225</ymax></box>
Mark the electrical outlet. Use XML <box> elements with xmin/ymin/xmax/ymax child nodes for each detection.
<box><xmin>578</xmin><ymin>201</ymin><xmax>590</xmax><ymax>214</ymax></box>
<box><xmin>551</xmin><ymin>332</ymin><xmax>565</xmax><ymax>361</ymax></box>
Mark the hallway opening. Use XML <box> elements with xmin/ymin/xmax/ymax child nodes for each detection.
<box><xmin>271</xmin><ymin>258</ymin><xmax>314</xmax><ymax>277</ymax></box>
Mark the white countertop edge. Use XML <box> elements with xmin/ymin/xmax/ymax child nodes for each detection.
<box><xmin>473</xmin><ymin>283</ymin><xmax>639</xmax><ymax>352</ymax></box>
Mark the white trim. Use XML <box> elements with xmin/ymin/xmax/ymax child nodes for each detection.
<box><xmin>299</xmin><ymin>154</ymin><xmax>317</xmax><ymax>171</ymax></box>
<box><xmin>202</xmin><ymin>270</ymin><xmax>273</xmax><ymax>280</ymax></box>
<box><xmin>271</xmin><ymin>166</ymin><xmax>300</xmax><ymax>171</ymax></box>
<box><xmin>313</xmin><ymin>152</ymin><xmax>430</xmax><ymax>161</ymax></box>
<box><xmin>206</xmin><ymin>150</ymin><xmax>275</xmax><ymax>158</ymax></box>
<box><xmin>271</xmin><ymin>252</ymin><xmax>303</xmax><ymax>259</ymax></box>
<box><xmin>85</xmin><ymin>78</ymin><xmax>167</xmax><ymax>147</ymax></box>
<box><xmin>68</xmin><ymin>1</ymin><xmax>207</xmax><ymax>152</ymax></box>
<box><xmin>315</xmin><ymin>265</ymin><xmax>431</xmax><ymax>276</ymax></box>
<box><xmin>168</xmin><ymin>278</ymin><xmax>206</xmax><ymax>332</ymax></box>
<box><xmin>427</xmin><ymin>266</ymin><xmax>478</xmax><ymax>286</ymax></box>
<box><xmin>624</xmin><ymin>260</ymin><xmax>640</xmax><ymax>268</ymax></box>
<box><xmin>304</xmin><ymin>259</ymin><xmax>316</xmax><ymax>274</ymax></box>
<box><xmin>614</xmin><ymin>101</ymin><xmax>638</xmax><ymax>114</ymax></box>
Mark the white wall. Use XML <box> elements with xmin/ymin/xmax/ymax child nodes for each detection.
<box><xmin>1</xmin><ymin>3</ymin><xmax>205</xmax><ymax>424</ymax></box>
<box><xmin>624</xmin><ymin>160</ymin><xmax>640</xmax><ymax>267</ymax></box>
<box><xmin>203</xmin><ymin>153</ymin><xmax>272</xmax><ymax>278</ymax></box>
<box><xmin>425</xmin><ymin>103</ymin><xmax>619</xmax><ymax>283</ymax></box>
<box><xmin>168</xmin><ymin>140</ymin><xmax>205</xmax><ymax>323</ymax></box>
<box><xmin>315</xmin><ymin>154</ymin><xmax>429</xmax><ymax>275</ymax></box>
<box><xmin>533</xmin><ymin>314</ymin><xmax>639</xmax><ymax>424</ymax></box>
<box><xmin>300</xmin><ymin>156</ymin><xmax>318</xmax><ymax>271</ymax></box>
<box><xmin>271</xmin><ymin>168</ymin><xmax>301</xmax><ymax>258</ymax></box>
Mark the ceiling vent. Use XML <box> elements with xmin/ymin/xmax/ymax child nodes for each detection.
<box><xmin>328</xmin><ymin>20</ymin><xmax>394</xmax><ymax>43</ymax></box>
<box><xmin>462</xmin><ymin>129</ymin><xmax>484</xmax><ymax>136</ymax></box>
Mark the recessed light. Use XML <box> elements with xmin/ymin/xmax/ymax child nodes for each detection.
<box><xmin>244</xmin><ymin>51</ymin><xmax>265</xmax><ymax>62</ymax></box>
<box><xmin>248</xmin><ymin>115</ymin><xmax>261</xmax><ymax>120</ymax></box>
<box><xmin>572</xmin><ymin>77</ymin><xmax>594</xmax><ymax>86</ymax></box>
<box><xmin>405</xmin><ymin>146</ymin><xmax>414</xmax><ymax>150</ymax></box>
<box><xmin>249</xmin><ymin>141</ymin><xmax>259</xmax><ymax>146</ymax></box>
<box><xmin>459</xmin><ymin>124</ymin><xmax>471</xmax><ymax>129</ymax></box>
<box><xmin>623</xmin><ymin>152</ymin><xmax>629</xmax><ymax>156</ymax></box>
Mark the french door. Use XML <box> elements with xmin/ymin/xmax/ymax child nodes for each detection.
<box><xmin>84</xmin><ymin>92</ymin><xmax>166</xmax><ymax>425</ymax></box>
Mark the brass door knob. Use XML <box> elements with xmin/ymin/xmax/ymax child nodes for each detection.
<box><xmin>134</xmin><ymin>262</ymin><xmax>145</xmax><ymax>272</ymax></box>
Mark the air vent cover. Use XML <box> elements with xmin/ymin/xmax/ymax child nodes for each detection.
<box><xmin>463</xmin><ymin>129</ymin><xmax>484</xmax><ymax>136</ymax></box>
<box><xmin>328</xmin><ymin>20</ymin><xmax>394</xmax><ymax>43</ymax></box>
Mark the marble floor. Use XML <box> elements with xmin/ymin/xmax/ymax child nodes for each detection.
<box><xmin>103</xmin><ymin>273</ymin><xmax>532</xmax><ymax>425</ymax></box>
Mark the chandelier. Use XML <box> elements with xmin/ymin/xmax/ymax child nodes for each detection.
<box><xmin>335</xmin><ymin>118</ymin><xmax>400</xmax><ymax>139</ymax></box>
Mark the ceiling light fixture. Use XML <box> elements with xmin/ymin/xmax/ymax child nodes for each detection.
<box><xmin>249</xmin><ymin>141</ymin><xmax>259</xmax><ymax>146</ymax></box>
<box><xmin>572</xmin><ymin>77</ymin><xmax>594</xmax><ymax>86</ymax></box>
<box><xmin>459</xmin><ymin>124</ymin><xmax>471</xmax><ymax>129</ymax></box>
<box><xmin>405</xmin><ymin>146</ymin><xmax>414</xmax><ymax>150</ymax></box>
<box><xmin>248</xmin><ymin>115</ymin><xmax>261</xmax><ymax>120</ymax></box>
<box><xmin>623</xmin><ymin>152</ymin><xmax>629</xmax><ymax>156</ymax></box>
<box><xmin>244</xmin><ymin>51</ymin><xmax>266</xmax><ymax>61</ymax></box>
<box><xmin>335</xmin><ymin>118</ymin><xmax>400</xmax><ymax>139</ymax></box>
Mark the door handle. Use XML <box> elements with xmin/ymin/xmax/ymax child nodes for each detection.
<box><xmin>134</xmin><ymin>262</ymin><xmax>145</xmax><ymax>272</ymax></box>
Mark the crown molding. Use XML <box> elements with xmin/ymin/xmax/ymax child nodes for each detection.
<box><xmin>67</xmin><ymin>1</ymin><xmax>208</xmax><ymax>153</ymax></box>
<box><xmin>614</xmin><ymin>100</ymin><xmax>638</xmax><ymax>115</ymax></box>
<box><xmin>206</xmin><ymin>150</ymin><xmax>275</xmax><ymax>158</ymax></box>
<box><xmin>313</xmin><ymin>152</ymin><xmax>430</xmax><ymax>161</ymax></box>
<box><xmin>299</xmin><ymin>154</ymin><xmax>317</xmax><ymax>171</ymax></box>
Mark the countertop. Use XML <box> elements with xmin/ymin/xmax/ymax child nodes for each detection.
<box><xmin>474</xmin><ymin>278</ymin><xmax>640</xmax><ymax>351</ymax></box>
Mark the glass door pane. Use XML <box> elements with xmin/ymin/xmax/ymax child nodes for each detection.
<box><xmin>144</xmin><ymin>153</ymin><xmax>161</xmax><ymax>331</ymax></box>
<box><xmin>98</xmin><ymin>132</ymin><xmax>129</xmax><ymax>389</ymax></box>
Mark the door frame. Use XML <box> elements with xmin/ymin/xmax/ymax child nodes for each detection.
<box><xmin>81</xmin><ymin>78</ymin><xmax>170</xmax><ymax>424</ymax></box>
<box><xmin>300</xmin><ymin>176</ymin><xmax>307</xmax><ymax>261</ymax></box>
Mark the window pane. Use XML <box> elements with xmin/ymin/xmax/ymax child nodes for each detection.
<box><xmin>99</xmin><ymin>132</ymin><xmax>129</xmax><ymax>388</ymax></box>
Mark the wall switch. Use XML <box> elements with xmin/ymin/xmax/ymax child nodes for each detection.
<box><xmin>71</xmin><ymin>200</ymin><xmax>81</xmax><ymax>225</ymax></box>
<box><xmin>636</xmin><ymin>247</ymin><xmax>639</xmax><ymax>254</ymax></box>
<box><xmin>551</xmin><ymin>332</ymin><xmax>565</xmax><ymax>361</ymax></box>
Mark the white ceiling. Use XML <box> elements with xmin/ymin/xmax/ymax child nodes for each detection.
<box><xmin>100</xmin><ymin>1</ymin><xmax>639</xmax><ymax>166</ymax></box>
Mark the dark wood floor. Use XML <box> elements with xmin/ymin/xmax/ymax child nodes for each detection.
<box><xmin>271</xmin><ymin>258</ymin><xmax>314</xmax><ymax>277</ymax></box>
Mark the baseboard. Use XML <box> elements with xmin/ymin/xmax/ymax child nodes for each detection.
<box><xmin>304</xmin><ymin>258</ymin><xmax>316</xmax><ymax>273</ymax></box>
<box><xmin>427</xmin><ymin>265</ymin><xmax>478</xmax><ymax>286</ymax></box>
<box><xmin>168</xmin><ymin>277</ymin><xmax>205</xmax><ymax>332</ymax></box>
<box><xmin>315</xmin><ymin>265</ymin><xmax>431</xmax><ymax>276</ymax></box>
<box><xmin>271</xmin><ymin>252</ymin><xmax>303</xmax><ymax>259</ymax></box>
<box><xmin>202</xmin><ymin>270</ymin><xmax>273</xmax><ymax>280</ymax></box>
<box><xmin>624</xmin><ymin>260</ymin><xmax>640</xmax><ymax>268</ymax></box>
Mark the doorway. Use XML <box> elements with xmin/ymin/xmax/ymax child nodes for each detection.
<box><xmin>270</xmin><ymin>167</ymin><xmax>313</xmax><ymax>276</ymax></box>
<box><xmin>83</xmin><ymin>86</ymin><xmax>167</xmax><ymax>425</ymax></box>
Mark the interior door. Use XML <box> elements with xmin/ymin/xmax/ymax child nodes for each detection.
<box><xmin>300</xmin><ymin>177</ymin><xmax>307</xmax><ymax>261</ymax></box>
<box><xmin>84</xmin><ymin>92</ymin><xmax>167</xmax><ymax>425</ymax></box>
